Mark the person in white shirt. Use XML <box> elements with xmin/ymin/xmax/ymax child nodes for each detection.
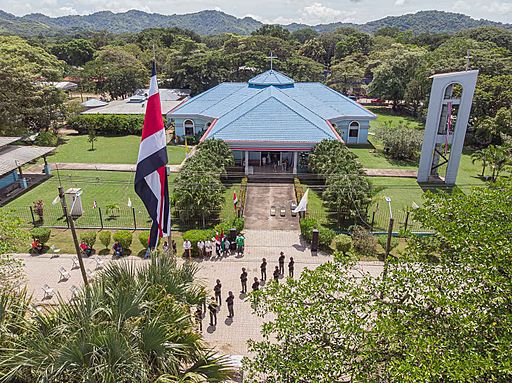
<box><xmin>205</xmin><ymin>239</ymin><xmax>212</xmax><ymax>257</ymax></box>
<box><xmin>183</xmin><ymin>240</ymin><xmax>192</xmax><ymax>258</ymax></box>
<box><xmin>197</xmin><ymin>240</ymin><xmax>205</xmax><ymax>257</ymax></box>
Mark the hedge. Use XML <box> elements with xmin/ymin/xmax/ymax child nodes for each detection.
<box><xmin>113</xmin><ymin>230</ymin><xmax>133</xmax><ymax>250</ymax></box>
<box><xmin>334</xmin><ymin>234</ymin><xmax>352</xmax><ymax>254</ymax></box>
<box><xmin>30</xmin><ymin>228</ymin><xmax>51</xmax><ymax>245</ymax></box>
<box><xmin>299</xmin><ymin>218</ymin><xmax>335</xmax><ymax>248</ymax></box>
<box><xmin>99</xmin><ymin>231</ymin><xmax>111</xmax><ymax>249</ymax></box>
<box><xmin>67</xmin><ymin>114</ymin><xmax>161</xmax><ymax>135</ymax></box>
<box><xmin>80</xmin><ymin>231</ymin><xmax>97</xmax><ymax>248</ymax></box>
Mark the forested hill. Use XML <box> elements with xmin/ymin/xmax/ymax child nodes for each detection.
<box><xmin>0</xmin><ymin>9</ymin><xmax>510</xmax><ymax>36</ymax></box>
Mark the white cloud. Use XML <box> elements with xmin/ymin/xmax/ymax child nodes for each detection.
<box><xmin>395</xmin><ymin>0</ymin><xmax>407</xmax><ymax>5</ymax></box>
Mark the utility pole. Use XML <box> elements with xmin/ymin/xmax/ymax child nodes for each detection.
<box><xmin>381</xmin><ymin>197</ymin><xmax>394</xmax><ymax>299</ymax></box>
<box><xmin>58</xmin><ymin>186</ymin><xmax>88</xmax><ymax>286</ymax></box>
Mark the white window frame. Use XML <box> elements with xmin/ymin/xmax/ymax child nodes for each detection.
<box><xmin>348</xmin><ymin>121</ymin><xmax>360</xmax><ymax>143</ymax></box>
<box><xmin>183</xmin><ymin>119</ymin><xmax>195</xmax><ymax>136</ymax></box>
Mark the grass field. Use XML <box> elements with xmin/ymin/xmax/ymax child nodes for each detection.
<box><xmin>46</xmin><ymin>135</ymin><xmax>187</xmax><ymax>165</ymax></box>
<box><xmin>367</xmin><ymin>106</ymin><xmax>423</xmax><ymax>131</ymax></box>
<box><xmin>220</xmin><ymin>183</ymin><xmax>240</xmax><ymax>221</ymax></box>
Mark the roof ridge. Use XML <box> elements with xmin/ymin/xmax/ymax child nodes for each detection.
<box><xmin>315</xmin><ymin>83</ymin><xmax>377</xmax><ymax>119</ymax></box>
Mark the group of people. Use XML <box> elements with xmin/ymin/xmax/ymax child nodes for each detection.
<box><xmin>261</xmin><ymin>156</ymin><xmax>290</xmax><ymax>173</ymax></box>
<box><xmin>183</xmin><ymin>232</ymin><xmax>245</xmax><ymax>259</ymax></box>
<box><xmin>195</xmin><ymin>251</ymin><xmax>295</xmax><ymax>330</ymax></box>
<box><xmin>80</xmin><ymin>241</ymin><xmax>93</xmax><ymax>257</ymax></box>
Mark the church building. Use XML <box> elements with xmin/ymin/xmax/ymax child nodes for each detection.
<box><xmin>169</xmin><ymin>69</ymin><xmax>375</xmax><ymax>174</ymax></box>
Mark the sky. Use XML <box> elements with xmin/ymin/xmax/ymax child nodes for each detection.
<box><xmin>1</xmin><ymin>0</ymin><xmax>511</xmax><ymax>24</ymax></box>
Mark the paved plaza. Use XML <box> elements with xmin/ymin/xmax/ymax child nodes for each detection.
<box><xmin>14</xmin><ymin>228</ymin><xmax>383</xmax><ymax>356</ymax></box>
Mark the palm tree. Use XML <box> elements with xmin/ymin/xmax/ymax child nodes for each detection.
<box><xmin>0</xmin><ymin>255</ymin><xmax>233</xmax><ymax>383</ymax></box>
<box><xmin>471</xmin><ymin>148</ymin><xmax>490</xmax><ymax>178</ymax></box>
<box><xmin>486</xmin><ymin>145</ymin><xmax>511</xmax><ymax>181</ymax></box>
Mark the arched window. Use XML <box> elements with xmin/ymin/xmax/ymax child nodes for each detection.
<box><xmin>184</xmin><ymin>119</ymin><xmax>194</xmax><ymax>136</ymax></box>
<box><xmin>349</xmin><ymin>121</ymin><xmax>360</xmax><ymax>141</ymax></box>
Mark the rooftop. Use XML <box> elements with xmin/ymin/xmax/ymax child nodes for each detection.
<box><xmin>0</xmin><ymin>137</ymin><xmax>21</xmax><ymax>148</ymax></box>
<box><xmin>248</xmin><ymin>70</ymin><xmax>295</xmax><ymax>87</ymax></box>
<box><xmin>0</xmin><ymin>144</ymin><xmax>55</xmax><ymax>176</ymax></box>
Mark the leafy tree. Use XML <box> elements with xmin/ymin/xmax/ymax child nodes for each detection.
<box><xmin>0</xmin><ymin>254</ymin><xmax>233</xmax><ymax>382</ymax></box>
<box><xmin>299</xmin><ymin>38</ymin><xmax>327</xmax><ymax>64</ymax></box>
<box><xmin>329</xmin><ymin>54</ymin><xmax>366</xmax><ymax>94</ymax></box>
<box><xmin>334</xmin><ymin>31</ymin><xmax>372</xmax><ymax>60</ymax></box>
<box><xmin>87</xmin><ymin>126</ymin><xmax>97</xmax><ymax>151</ymax></box>
<box><xmin>369</xmin><ymin>44</ymin><xmax>426</xmax><ymax>109</ymax></box>
<box><xmin>471</xmin><ymin>147</ymin><xmax>490</xmax><ymax>177</ymax></box>
<box><xmin>50</xmin><ymin>38</ymin><xmax>95</xmax><ymax>66</ymax></box>
<box><xmin>246</xmin><ymin>180</ymin><xmax>512</xmax><ymax>382</ymax></box>
<box><xmin>251</xmin><ymin>25</ymin><xmax>292</xmax><ymax>41</ymax></box>
<box><xmin>291</xmin><ymin>28</ymin><xmax>318</xmax><ymax>44</ymax></box>
<box><xmin>485</xmin><ymin>144</ymin><xmax>511</xmax><ymax>181</ymax></box>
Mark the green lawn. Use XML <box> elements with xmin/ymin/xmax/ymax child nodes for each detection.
<box><xmin>220</xmin><ymin>183</ymin><xmax>241</xmax><ymax>221</ymax></box>
<box><xmin>3</xmin><ymin>171</ymin><xmax>177</xmax><ymax>229</ymax></box>
<box><xmin>46</xmin><ymin>135</ymin><xmax>186</xmax><ymax>165</ymax></box>
<box><xmin>367</xmin><ymin>106</ymin><xmax>423</xmax><ymax>131</ymax></box>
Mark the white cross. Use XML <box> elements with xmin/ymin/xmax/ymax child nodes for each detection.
<box><xmin>268</xmin><ymin>52</ymin><xmax>278</xmax><ymax>71</ymax></box>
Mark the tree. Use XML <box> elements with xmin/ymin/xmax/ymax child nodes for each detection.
<box><xmin>251</xmin><ymin>25</ymin><xmax>292</xmax><ymax>41</ymax></box>
<box><xmin>291</xmin><ymin>28</ymin><xmax>318</xmax><ymax>44</ymax></box>
<box><xmin>471</xmin><ymin>147</ymin><xmax>490</xmax><ymax>177</ymax></box>
<box><xmin>87</xmin><ymin>126</ymin><xmax>97</xmax><ymax>151</ymax></box>
<box><xmin>0</xmin><ymin>214</ymin><xmax>28</xmax><ymax>294</ymax></box>
<box><xmin>329</xmin><ymin>54</ymin><xmax>366</xmax><ymax>94</ymax></box>
<box><xmin>334</xmin><ymin>31</ymin><xmax>372</xmax><ymax>60</ymax></box>
<box><xmin>369</xmin><ymin>44</ymin><xmax>426</xmax><ymax>110</ymax></box>
<box><xmin>50</xmin><ymin>38</ymin><xmax>96</xmax><ymax>66</ymax></box>
<box><xmin>0</xmin><ymin>254</ymin><xmax>234</xmax><ymax>382</ymax></box>
<box><xmin>485</xmin><ymin>144</ymin><xmax>511</xmax><ymax>181</ymax></box>
<box><xmin>246</xmin><ymin>180</ymin><xmax>512</xmax><ymax>382</ymax></box>
<box><xmin>375</xmin><ymin>123</ymin><xmax>423</xmax><ymax>161</ymax></box>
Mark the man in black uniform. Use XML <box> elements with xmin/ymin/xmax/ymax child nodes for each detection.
<box><xmin>273</xmin><ymin>266</ymin><xmax>280</xmax><ymax>283</ymax></box>
<box><xmin>240</xmin><ymin>267</ymin><xmax>248</xmax><ymax>293</ymax></box>
<box><xmin>288</xmin><ymin>257</ymin><xmax>295</xmax><ymax>278</ymax></box>
<box><xmin>214</xmin><ymin>279</ymin><xmax>222</xmax><ymax>305</ymax></box>
<box><xmin>278</xmin><ymin>252</ymin><xmax>285</xmax><ymax>275</ymax></box>
<box><xmin>226</xmin><ymin>291</ymin><xmax>235</xmax><ymax>318</ymax></box>
<box><xmin>208</xmin><ymin>297</ymin><xmax>218</xmax><ymax>326</ymax></box>
<box><xmin>252</xmin><ymin>277</ymin><xmax>260</xmax><ymax>291</ymax></box>
<box><xmin>260</xmin><ymin>258</ymin><xmax>267</xmax><ymax>281</ymax></box>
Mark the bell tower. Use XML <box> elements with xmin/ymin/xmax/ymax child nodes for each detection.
<box><xmin>417</xmin><ymin>70</ymin><xmax>479</xmax><ymax>185</ymax></box>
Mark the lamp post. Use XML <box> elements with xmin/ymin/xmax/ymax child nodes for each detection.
<box><xmin>381</xmin><ymin>196</ymin><xmax>393</xmax><ymax>299</ymax></box>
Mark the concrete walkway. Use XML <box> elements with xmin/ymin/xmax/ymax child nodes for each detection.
<box><xmin>244</xmin><ymin>183</ymin><xmax>299</xmax><ymax>231</ymax></box>
<box><xmin>12</xmin><ymin>230</ymin><xmax>383</xmax><ymax>356</ymax></box>
<box><xmin>27</xmin><ymin>162</ymin><xmax>182</xmax><ymax>174</ymax></box>
<box><xmin>364</xmin><ymin>168</ymin><xmax>417</xmax><ymax>178</ymax></box>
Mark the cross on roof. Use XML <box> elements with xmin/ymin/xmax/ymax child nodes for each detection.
<box><xmin>268</xmin><ymin>52</ymin><xmax>278</xmax><ymax>71</ymax></box>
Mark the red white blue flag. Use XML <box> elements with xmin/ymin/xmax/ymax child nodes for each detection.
<box><xmin>135</xmin><ymin>62</ymin><xmax>171</xmax><ymax>248</ymax></box>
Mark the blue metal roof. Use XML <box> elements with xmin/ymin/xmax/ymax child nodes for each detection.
<box><xmin>248</xmin><ymin>70</ymin><xmax>295</xmax><ymax>86</ymax></box>
<box><xmin>170</xmin><ymin>70</ymin><xmax>375</xmax><ymax>145</ymax></box>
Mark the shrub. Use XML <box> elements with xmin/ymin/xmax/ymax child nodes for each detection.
<box><xmin>377</xmin><ymin>235</ymin><xmax>399</xmax><ymax>253</ymax></box>
<box><xmin>299</xmin><ymin>217</ymin><xmax>319</xmax><ymax>242</ymax></box>
<box><xmin>182</xmin><ymin>229</ymin><xmax>214</xmax><ymax>256</ymax></box>
<box><xmin>351</xmin><ymin>226</ymin><xmax>378</xmax><ymax>257</ymax></box>
<box><xmin>231</xmin><ymin>217</ymin><xmax>245</xmax><ymax>233</ymax></box>
<box><xmin>334</xmin><ymin>234</ymin><xmax>353</xmax><ymax>254</ymax></box>
<box><xmin>35</xmin><ymin>131</ymin><xmax>58</xmax><ymax>146</ymax></box>
<box><xmin>138</xmin><ymin>231</ymin><xmax>150</xmax><ymax>248</ymax></box>
<box><xmin>30</xmin><ymin>228</ymin><xmax>51</xmax><ymax>245</ymax></box>
<box><xmin>113</xmin><ymin>230</ymin><xmax>133</xmax><ymax>250</ymax></box>
<box><xmin>318</xmin><ymin>226</ymin><xmax>336</xmax><ymax>248</ymax></box>
<box><xmin>99</xmin><ymin>231</ymin><xmax>111</xmax><ymax>249</ymax></box>
<box><xmin>375</xmin><ymin>123</ymin><xmax>423</xmax><ymax>161</ymax></box>
<box><xmin>80</xmin><ymin>231</ymin><xmax>97</xmax><ymax>248</ymax></box>
<box><xmin>33</xmin><ymin>200</ymin><xmax>44</xmax><ymax>221</ymax></box>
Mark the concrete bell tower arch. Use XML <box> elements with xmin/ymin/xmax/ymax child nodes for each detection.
<box><xmin>417</xmin><ymin>70</ymin><xmax>479</xmax><ymax>185</ymax></box>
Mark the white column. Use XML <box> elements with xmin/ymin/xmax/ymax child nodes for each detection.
<box><xmin>293</xmin><ymin>152</ymin><xmax>298</xmax><ymax>174</ymax></box>
<box><xmin>244</xmin><ymin>151</ymin><xmax>249</xmax><ymax>175</ymax></box>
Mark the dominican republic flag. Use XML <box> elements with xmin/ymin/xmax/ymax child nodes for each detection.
<box><xmin>233</xmin><ymin>191</ymin><xmax>238</xmax><ymax>209</ymax></box>
<box><xmin>135</xmin><ymin>62</ymin><xmax>171</xmax><ymax>248</ymax></box>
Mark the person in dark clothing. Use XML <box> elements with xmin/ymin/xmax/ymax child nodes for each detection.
<box><xmin>278</xmin><ymin>252</ymin><xmax>285</xmax><ymax>275</ymax></box>
<box><xmin>288</xmin><ymin>257</ymin><xmax>295</xmax><ymax>278</ymax></box>
<box><xmin>252</xmin><ymin>277</ymin><xmax>260</xmax><ymax>291</ymax></box>
<box><xmin>195</xmin><ymin>305</ymin><xmax>203</xmax><ymax>332</ymax></box>
<box><xmin>208</xmin><ymin>298</ymin><xmax>218</xmax><ymax>326</ymax></box>
<box><xmin>240</xmin><ymin>267</ymin><xmax>248</xmax><ymax>293</ymax></box>
<box><xmin>260</xmin><ymin>258</ymin><xmax>267</xmax><ymax>281</ymax></box>
<box><xmin>214</xmin><ymin>279</ymin><xmax>222</xmax><ymax>305</ymax></box>
<box><xmin>171</xmin><ymin>240</ymin><xmax>177</xmax><ymax>254</ymax></box>
<box><xmin>226</xmin><ymin>291</ymin><xmax>235</xmax><ymax>318</ymax></box>
<box><xmin>273</xmin><ymin>266</ymin><xmax>280</xmax><ymax>283</ymax></box>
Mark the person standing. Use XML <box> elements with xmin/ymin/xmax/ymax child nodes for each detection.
<box><xmin>236</xmin><ymin>233</ymin><xmax>245</xmax><ymax>256</ymax></box>
<box><xmin>226</xmin><ymin>291</ymin><xmax>235</xmax><ymax>318</ymax></box>
<box><xmin>195</xmin><ymin>305</ymin><xmax>203</xmax><ymax>332</ymax></box>
<box><xmin>215</xmin><ymin>233</ymin><xmax>221</xmax><ymax>257</ymax></box>
<box><xmin>224</xmin><ymin>237</ymin><xmax>231</xmax><ymax>256</ymax></box>
<box><xmin>183</xmin><ymin>239</ymin><xmax>192</xmax><ymax>258</ymax></box>
<box><xmin>278</xmin><ymin>252</ymin><xmax>285</xmax><ymax>275</ymax></box>
<box><xmin>197</xmin><ymin>240</ymin><xmax>205</xmax><ymax>257</ymax></box>
<box><xmin>240</xmin><ymin>267</ymin><xmax>248</xmax><ymax>293</ymax></box>
<box><xmin>252</xmin><ymin>277</ymin><xmax>260</xmax><ymax>291</ymax></box>
<box><xmin>205</xmin><ymin>238</ymin><xmax>212</xmax><ymax>258</ymax></box>
<box><xmin>273</xmin><ymin>266</ymin><xmax>280</xmax><ymax>283</ymax></box>
<box><xmin>214</xmin><ymin>279</ymin><xmax>222</xmax><ymax>305</ymax></box>
<box><xmin>163</xmin><ymin>241</ymin><xmax>169</xmax><ymax>253</ymax></box>
<box><xmin>208</xmin><ymin>297</ymin><xmax>218</xmax><ymax>326</ymax></box>
<box><xmin>171</xmin><ymin>240</ymin><xmax>177</xmax><ymax>254</ymax></box>
<box><xmin>260</xmin><ymin>258</ymin><xmax>267</xmax><ymax>281</ymax></box>
<box><xmin>220</xmin><ymin>236</ymin><xmax>226</xmax><ymax>257</ymax></box>
<box><xmin>288</xmin><ymin>257</ymin><xmax>295</xmax><ymax>278</ymax></box>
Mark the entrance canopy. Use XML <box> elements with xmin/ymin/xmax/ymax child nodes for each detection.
<box><xmin>0</xmin><ymin>144</ymin><xmax>55</xmax><ymax>177</ymax></box>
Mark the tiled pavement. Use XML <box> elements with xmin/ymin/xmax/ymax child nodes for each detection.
<box><xmin>13</xmin><ymin>229</ymin><xmax>383</xmax><ymax>356</ymax></box>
